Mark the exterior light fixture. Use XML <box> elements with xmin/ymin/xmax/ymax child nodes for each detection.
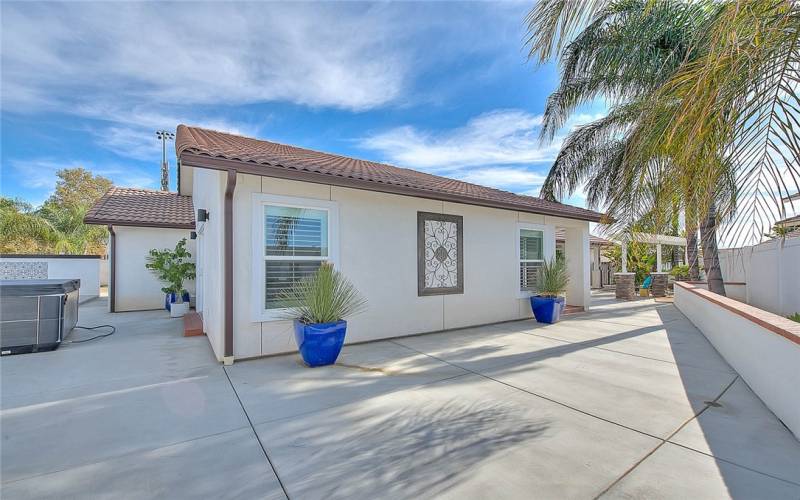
<box><xmin>190</xmin><ymin>231</ymin><xmax>198</xmax><ymax>240</ymax></box>
<box><xmin>197</xmin><ymin>209</ymin><xmax>209</xmax><ymax>222</ymax></box>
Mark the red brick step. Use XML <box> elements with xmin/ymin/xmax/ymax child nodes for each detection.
<box><xmin>183</xmin><ymin>311</ymin><xmax>205</xmax><ymax>337</ymax></box>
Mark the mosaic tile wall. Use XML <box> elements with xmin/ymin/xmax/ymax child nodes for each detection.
<box><xmin>0</xmin><ymin>261</ymin><xmax>48</xmax><ymax>280</ymax></box>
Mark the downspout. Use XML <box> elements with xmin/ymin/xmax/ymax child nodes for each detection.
<box><xmin>176</xmin><ymin>159</ymin><xmax>182</xmax><ymax>195</ymax></box>
<box><xmin>223</xmin><ymin>169</ymin><xmax>237</xmax><ymax>365</ymax></box>
<box><xmin>107</xmin><ymin>225</ymin><xmax>116</xmax><ymax>313</ymax></box>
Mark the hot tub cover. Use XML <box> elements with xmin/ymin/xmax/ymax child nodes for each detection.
<box><xmin>0</xmin><ymin>279</ymin><xmax>80</xmax><ymax>297</ymax></box>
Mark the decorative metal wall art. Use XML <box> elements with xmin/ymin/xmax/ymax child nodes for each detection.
<box><xmin>417</xmin><ymin>212</ymin><xmax>463</xmax><ymax>296</ymax></box>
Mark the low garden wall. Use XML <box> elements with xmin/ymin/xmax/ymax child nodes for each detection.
<box><xmin>0</xmin><ymin>254</ymin><xmax>102</xmax><ymax>301</ymax></box>
<box><xmin>682</xmin><ymin>281</ymin><xmax>747</xmax><ymax>303</ymax></box>
<box><xmin>674</xmin><ymin>281</ymin><xmax>800</xmax><ymax>440</ymax></box>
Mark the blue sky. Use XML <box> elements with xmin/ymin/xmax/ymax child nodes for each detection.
<box><xmin>1</xmin><ymin>1</ymin><xmax>604</xmax><ymax>208</ymax></box>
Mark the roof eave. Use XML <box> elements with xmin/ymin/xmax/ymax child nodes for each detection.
<box><xmin>179</xmin><ymin>151</ymin><xmax>606</xmax><ymax>223</ymax></box>
<box><xmin>83</xmin><ymin>217</ymin><xmax>195</xmax><ymax>230</ymax></box>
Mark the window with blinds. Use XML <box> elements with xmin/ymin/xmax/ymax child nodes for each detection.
<box><xmin>520</xmin><ymin>229</ymin><xmax>544</xmax><ymax>292</ymax></box>
<box><xmin>263</xmin><ymin>205</ymin><xmax>328</xmax><ymax>309</ymax></box>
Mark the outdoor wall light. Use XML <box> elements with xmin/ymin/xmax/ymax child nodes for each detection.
<box><xmin>197</xmin><ymin>209</ymin><xmax>209</xmax><ymax>222</ymax></box>
<box><xmin>190</xmin><ymin>231</ymin><xmax>198</xmax><ymax>240</ymax></box>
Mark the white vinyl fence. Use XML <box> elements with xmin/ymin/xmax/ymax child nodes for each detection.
<box><xmin>718</xmin><ymin>237</ymin><xmax>800</xmax><ymax>317</ymax></box>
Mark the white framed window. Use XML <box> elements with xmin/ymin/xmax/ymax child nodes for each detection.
<box><xmin>516</xmin><ymin>223</ymin><xmax>555</xmax><ymax>297</ymax></box>
<box><xmin>252</xmin><ymin>193</ymin><xmax>339</xmax><ymax>321</ymax></box>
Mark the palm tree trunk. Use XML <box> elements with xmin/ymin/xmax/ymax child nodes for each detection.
<box><xmin>686</xmin><ymin>224</ymin><xmax>700</xmax><ymax>281</ymax></box>
<box><xmin>699</xmin><ymin>202</ymin><xmax>726</xmax><ymax>296</ymax></box>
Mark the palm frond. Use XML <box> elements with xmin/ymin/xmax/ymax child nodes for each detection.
<box><xmin>525</xmin><ymin>0</ymin><xmax>611</xmax><ymax>64</ymax></box>
<box><xmin>541</xmin><ymin>101</ymin><xmax>642</xmax><ymax>202</ymax></box>
<box><xmin>629</xmin><ymin>0</ymin><xmax>800</xmax><ymax>246</ymax></box>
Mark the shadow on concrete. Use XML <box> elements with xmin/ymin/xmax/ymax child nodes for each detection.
<box><xmin>263</xmin><ymin>398</ymin><xmax>550</xmax><ymax>500</ymax></box>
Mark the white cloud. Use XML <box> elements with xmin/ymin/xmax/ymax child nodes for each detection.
<box><xmin>360</xmin><ymin>109</ymin><xmax>606</xmax><ymax>173</ymax></box>
<box><xmin>361</xmin><ymin>110</ymin><xmax>557</xmax><ymax>171</ymax></box>
<box><xmin>459</xmin><ymin>167</ymin><xmax>547</xmax><ymax>191</ymax></box>
<box><xmin>7</xmin><ymin>158</ymin><xmax>158</xmax><ymax>195</ymax></box>
<box><xmin>0</xmin><ymin>3</ymin><xmax>409</xmax><ymax>114</ymax></box>
<box><xmin>1</xmin><ymin>2</ymin><xmax>526</xmax><ymax>163</ymax></box>
<box><xmin>82</xmin><ymin>107</ymin><xmax>257</xmax><ymax>161</ymax></box>
<box><xmin>358</xmin><ymin>109</ymin><xmax>610</xmax><ymax>206</ymax></box>
<box><xmin>0</xmin><ymin>2</ymin><xmax>414</xmax><ymax>165</ymax></box>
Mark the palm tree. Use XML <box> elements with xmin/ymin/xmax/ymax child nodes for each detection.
<box><xmin>627</xmin><ymin>0</ymin><xmax>800</xmax><ymax>245</ymax></box>
<box><xmin>527</xmin><ymin>0</ymin><xmax>800</xmax><ymax>295</ymax></box>
<box><xmin>0</xmin><ymin>197</ymin><xmax>107</xmax><ymax>255</ymax></box>
<box><xmin>528</xmin><ymin>0</ymin><xmax>714</xmax><ymax>284</ymax></box>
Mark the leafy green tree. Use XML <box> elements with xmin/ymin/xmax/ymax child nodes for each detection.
<box><xmin>0</xmin><ymin>168</ymin><xmax>112</xmax><ymax>255</ymax></box>
<box><xmin>45</xmin><ymin>167</ymin><xmax>113</xmax><ymax>210</ymax></box>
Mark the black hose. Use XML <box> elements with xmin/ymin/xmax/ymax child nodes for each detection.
<box><xmin>66</xmin><ymin>325</ymin><xmax>116</xmax><ymax>343</ymax></box>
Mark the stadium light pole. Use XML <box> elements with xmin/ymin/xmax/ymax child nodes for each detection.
<box><xmin>156</xmin><ymin>130</ymin><xmax>175</xmax><ymax>191</ymax></box>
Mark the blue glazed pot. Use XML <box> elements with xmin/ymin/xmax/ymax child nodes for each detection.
<box><xmin>165</xmin><ymin>292</ymin><xmax>191</xmax><ymax>311</ymax></box>
<box><xmin>293</xmin><ymin>320</ymin><xmax>347</xmax><ymax>367</ymax></box>
<box><xmin>530</xmin><ymin>296</ymin><xmax>566</xmax><ymax>324</ymax></box>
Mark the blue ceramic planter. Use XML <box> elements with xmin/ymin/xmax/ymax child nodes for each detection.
<box><xmin>293</xmin><ymin>320</ymin><xmax>347</xmax><ymax>367</ymax></box>
<box><xmin>530</xmin><ymin>296</ymin><xmax>566</xmax><ymax>324</ymax></box>
<box><xmin>165</xmin><ymin>292</ymin><xmax>191</xmax><ymax>311</ymax></box>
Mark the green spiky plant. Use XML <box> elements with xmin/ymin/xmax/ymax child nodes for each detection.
<box><xmin>280</xmin><ymin>262</ymin><xmax>367</xmax><ymax>324</ymax></box>
<box><xmin>538</xmin><ymin>257</ymin><xmax>570</xmax><ymax>298</ymax></box>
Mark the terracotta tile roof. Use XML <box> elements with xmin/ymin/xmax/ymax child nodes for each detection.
<box><xmin>176</xmin><ymin>125</ymin><xmax>606</xmax><ymax>222</ymax></box>
<box><xmin>84</xmin><ymin>187</ymin><xmax>195</xmax><ymax>229</ymax></box>
<box><xmin>555</xmin><ymin>228</ymin><xmax>614</xmax><ymax>246</ymax></box>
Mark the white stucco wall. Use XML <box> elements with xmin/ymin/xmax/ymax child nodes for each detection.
<box><xmin>191</xmin><ymin>167</ymin><xmax>226</xmax><ymax>359</ymax></box>
<box><xmin>0</xmin><ymin>255</ymin><xmax>101</xmax><ymax>301</ymax></box>
<box><xmin>112</xmin><ymin>226</ymin><xmax>195</xmax><ymax>312</ymax></box>
<box><xmin>719</xmin><ymin>239</ymin><xmax>800</xmax><ymax>316</ymax></box>
<box><xmin>674</xmin><ymin>283</ymin><xmax>800</xmax><ymax>440</ymax></box>
<box><xmin>190</xmin><ymin>169</ymin><xmax>591</xmax><ymax>361</ymax></box>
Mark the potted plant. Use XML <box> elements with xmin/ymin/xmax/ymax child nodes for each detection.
<box><xmin>280</xmin><ymin>262</ymin><xmax>367</xmax><ymax>367</ymax></box>
<box><xmin>145</xmin><ymin>238</ymin><xmax>196</xmax><ymax>318</ymax></box>
<box><xmin>530</xmin><ymin>256</ymin><xmax>569</xmax><ymax>324</ymax></box>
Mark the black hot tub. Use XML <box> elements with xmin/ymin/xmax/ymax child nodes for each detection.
<box><xmin>0</xmin><ymin>279</ymin><xmax>80</xmax><ymax>355</ymax></box>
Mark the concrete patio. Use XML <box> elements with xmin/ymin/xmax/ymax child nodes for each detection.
<box><xmin>2</xmin><ymin>291</ymin><xmax>799</xmax><ymax>499</ymax></box>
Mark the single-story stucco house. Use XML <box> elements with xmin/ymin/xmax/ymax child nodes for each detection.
<box><xmin>87</xmin><ymin>125</ymin><xmax>605</xmax><ymax>364</ymax></box>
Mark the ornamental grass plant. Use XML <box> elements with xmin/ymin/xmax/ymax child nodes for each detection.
<box><xmin>280</xmin><ymin>262</ymin><xmax>367</xmax><ymax>324</ymax></box>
